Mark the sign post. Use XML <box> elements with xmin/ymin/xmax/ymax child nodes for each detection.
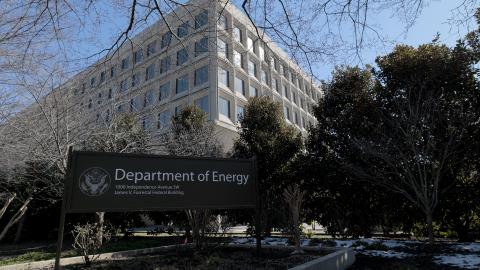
<box><xmin>55</xmin><ymin>151</ymin><xmax>257</xmax><ymax>269</ymax></box>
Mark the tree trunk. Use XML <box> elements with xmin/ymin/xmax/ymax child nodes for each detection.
<box><xmin>0</xmin><ymin>194</ymin><xmax>16</xmax><ymax>220</ymax></box>
<box><xmin>426</xmin><ymin>211</ymin><xmax>434</xmax><ymax>245</ymax></box>
<box><xmin>0</xmin><ymin>197</ymin><xmax>32</xmax><ymax>242</ymax></box>
<box><xmin>186</xmin><ymin>209</ymin><xmax>202</xmax><ymax>248</ymax></box>
<box><xmin>14</xmin><ymin>212</ymin><xmax>27</xmax><ymax>244</ymax></box>
<box><xmin>96</xmin><ymin>212</ymin><xmax>105</xmax><ymax>245</ymax></box>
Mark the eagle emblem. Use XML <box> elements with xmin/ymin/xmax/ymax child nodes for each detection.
<box><xmin>79</xmin><ymin>167</ymin><xmax>111</xmax><ymax>196</ymax></box>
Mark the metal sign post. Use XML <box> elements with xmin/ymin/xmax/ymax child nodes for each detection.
<box><xmin>55</xmin><ymin>147</ymin><xmax>73</xmax><ymax>270</ymax></box>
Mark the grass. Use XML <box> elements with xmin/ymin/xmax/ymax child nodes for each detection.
<box><xmin>0</xmin><ymin>250</ymin><xmax>77</xmax><ymax>266</ymax></box>
<box><xmin>0</xmin><ymin>236</ymin><xmax>183</xmax><ymax>267</ymax></box>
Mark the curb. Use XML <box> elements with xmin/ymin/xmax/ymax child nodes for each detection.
<box><xmin>288</xmin><ymin>248</ymin><xmax>355</xmax><ymax>270</ymax></box>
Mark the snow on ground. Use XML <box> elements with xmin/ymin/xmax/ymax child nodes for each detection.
<box><xmin>434</xmin><ymin>254</ymin><xmax>480</xmax><ymax>269</ymax></box>
<box><xmin>362</xmin><ymin>250</ymin><xmax>412</xmax><ymax>259</ymax></box>
<box><xmin>334</xmin><ymin>239</ymin><xmax>407</xmax><ymax>249</ymax></box>
<box><xmin>230</xmin><ymin>237</ymin><xmax>312</xmax><ymax>246</ymax></box>
<box><xmin>452</xmin><ymin>242</ymin><xmax>480</xmax><ymax>253</ymax></box>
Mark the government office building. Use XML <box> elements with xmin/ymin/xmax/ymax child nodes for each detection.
<box><xmin>67</xmin><ymin>0</ymin><xmax>321</xmax><ymax>150</ymax></box>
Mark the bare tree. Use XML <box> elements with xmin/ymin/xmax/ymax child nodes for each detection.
<box><xmin>153</xmin><ymin>105</ymin><xmax>223</xmax><ymax>248</ymax></box>
<box><xmin>83</xmin><ymin>112</ymin><xmax>151</xmax><ymax>244</ymax></box>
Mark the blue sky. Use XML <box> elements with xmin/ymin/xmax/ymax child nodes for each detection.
<box><xmin>66</xmin><ymin>1</ymin><xmax>475</xmax><ymax>82</ymax></box>
<box><xmin>313</xmin><ymin>0</ymin><xmax>475</xmax><ymax>80</ymax></box>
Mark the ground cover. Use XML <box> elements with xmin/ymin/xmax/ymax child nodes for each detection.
<box><xmin>59</xmin><ymin>246</ymin><xmax>328</xmax><ymax>270</ymax></box>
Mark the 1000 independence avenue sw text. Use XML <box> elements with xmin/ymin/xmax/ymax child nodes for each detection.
<box><xmin>114</xmin><ymin>169</ymin><xmax>250</xmax><ymax>185</ymax></box>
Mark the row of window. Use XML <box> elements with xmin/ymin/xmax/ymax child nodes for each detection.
<box><xmin>97</xmin><ymin>94</ymin><xmax>207</xmax><ymax>130</ymax></box>
<box><xmin>217</xmin><ymin>11</ymin><xmax>320</xmax><ymax>100</ymax></box>
<box><xmin>283</xmin><ymin>105</ymin><xmax>308</xmax><ymax>129</ymax></box>
<box><xmin>76</xmin><ymin>10</ymin><xmax>209</xmax><ymax>95</ymax></box>
<box><xmin>217</xmin><ymin>66</ymin><xmax>312</xmax><ymax>113</ymax></box>
<box><xmin>85</xmin><ymin>65</ymin><xmax>209</xmax><ymax>111</ymax></box>
<box><xmin>218</xmin><ymin>38</ymin><xmax>319</xmax><ymax>101</ymax></box>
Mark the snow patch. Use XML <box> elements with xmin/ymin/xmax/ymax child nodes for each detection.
<box><xmin>362</xmin><ymin>250</ymin><xmax>412</xmax><ymax>259</ymax></box>
<box><xmin>434</xmin><ymin>254</ymin><xmax>480</xmax><ymax>269</ymax></box>
<box><xmin>452</xmin><ymin>243</ymin><xmax>480</xmax><ymax>253</ymax></box>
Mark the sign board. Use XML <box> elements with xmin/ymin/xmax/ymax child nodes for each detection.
<box><xmin>63</xmin><ymin>151</ymin><xmax>257</xmax><ymax>213</ymax></box>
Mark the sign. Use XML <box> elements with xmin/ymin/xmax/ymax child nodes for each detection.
<box><xmin>63</xmin><ymin>151</ymin><xmax>257</xmax><ymax>213</ymax></box>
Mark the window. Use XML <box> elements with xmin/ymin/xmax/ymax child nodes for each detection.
<box><xmin>234</xmin><ymin>76</ymin><xmax>245</xmax><ymax>96</ymax></box>
<box><xmin>218</xmin><ymin>14</ymin><xmax>227</xmax><ymax>29</ymax></box>
<box><xmin>142</xmin><ymin>115</ymin><xmax>153</xmax><ymax>130</ymax></box>
<box><xmin>120</xmin><ymin>79</ymin><xmax>128</xmax><ymax>92</ymax></box>
<box><xmin>161</xmin><ymin>32</ymin><xmax>172</xmax><ymax>48</ymax></box>
<box><xmin>110</xmin><ymin>66</ymin><xmax>116</xmax><ymax>78</ymax></box>
<box><xmin>144</xmin><ymin>89</ymin><xmax>155</xmax><ymax>107</ymax></box>
<box><xmin>145</xmin><ymin>64</ymin><xmax>155</xmax><ymax>81</ymax></box>
<box><xmin>248</xmin><ymin>60</ymin><xmax>256</xmax><ymax>77</ymax></box>
<box><xmin>105</xmin><ymin>109</ymin><xmax>111</xmax><ymax>122</ymax></box>
<box><xmin>88</xmin><ymin>99</ymin><xmax>92</xmax><ymax>108</ymax></box>
<box><xmin>218</xmin><ymin>39</ymin><xmax>228</xmax><ymax>58</ymax></box>
<box><xmin>233</xmin><ymin>26</ymin><xmax>242</xmax><ymax>43</ymax></box>
<box><xmin>195</xmin><ymin>10</ymin><xmax>208</xmax><ymax>29</ymax></box>
<box><xmin>261</xmin><ymin>69</ymin><xmax>267</xmax><ymax>84</ymax></box>
<box><xmin>108</xmin><ymin>88</ymin><xmax>112</xmax><ymax>99</ymax></box>
<box><xmin>291</xmin><ymin>73</ymin><xmax>296</xmax><ymax>84</ymax></box>
<box><xmin>283</xmin><ymin>85</ymin><xmax>289</xmax><ymax>99</ymax></box>
<box><xmin>274</xmin><ymin>58</ymin><xmax>279</xmax><ymax>71</ymax></box>
<box><xmin>176</xmin><ymin>74</ymin><xmax>189</xmax><ymax>94</ymax></box>
<box><xmin>159</xmin><ymin>82</ymin><xmax>170</xmax><ymax>101</ymax></box>
<box><xmin>158</xmin><ymin>82</ymin><xmax>170</xmax><ymax>101</ymax></box>
<box><xmin>175</xmin><ymin>104</ymin><xmax>185</xmax><ymax>116</ymax></box>
<box><xmin>177</xmin><ymin>22</ymin><xmax>189</xmax><ymax>38</ymax></box>
<box><xmin>160</xmin><ymin>56</ymin><xmax>171</xmax><ymax>74</ymax></box>
<box><xmin>158</xmin><ymin>110</ymin><xmax>171</xmax><ymax>129</ymax></box>
<box><xmin>247</xmin><ymin>36</ymin><xmax>254</xmax><ymax>51</ymax></box>
<box><xmin>117</xmin><ymin>104</ymin><xmax>125</xmax><ymax>113</ymax></box>
<box><xmin>284</xmin><ymin>106</ymin><xmax>290</xmax><ymax>120</ymax></box>
<box><xmin>90</xmin><ymin>77</ymin><xmax>96</xmax><ymax>88</ymax></box>
<box><xmin>195</xmin><ymin>95</ymin><xmax>209</xmax><ymax>113</ymax></box>
<box><xmin>283</xmin><ymin>66</ymin><xmax>288</xmax><ymax>78</ymax></box>
<box><xmin>100</xmin><ymin>71</ymin><xmax>105</xmax><ymax>83</ymax></box>
<box><xmin>130</xmin><ymin>96</ymin><xmax>141</xmax><ymax>112</ymax></box>
<box><xmin>272</xmin><ymin>78</ymin><xmax>279</xmax><ymax>92</ymax></box>
<box><xmin>233</xmin><ymin>50</ymin><xmax>242</xmax><ymax>68</ymax></box>
<box><xmin>218</xmin><ymin>96</ymin><xmax>230</xmax><ymax>118</ymax></box>
<box><xmin>194</xmin><ymin>37</ymin><xmax>208</xmax><ymax>56</ymax></box>
<box><xmin>134</xmin><ymin>49</ymin><xmax>143</xmax><ymax>64</ymax></box>
<box><xmin>249</xmin><ymin>85</ymin><xmax>258</xmax><ymax>97</ymax></box>
<box><xmin>301</xmin><ymin>117</ymin><xmax>305</xmax><ymax>128</ymax></box>
<box><xmin>194</xmin><ymin>65</ymin><xmax>209</xmax><ymax>86</ymax></box>
<box><xmin>236</xmin><ymin>105</ymin><xmax>244</xmax><ymax>122</ymax></box>
<box><xmin>131</xmin><ymin>73</ymin><xmax>140</xmax><ymax>87</ymax></box>
<box><xmin>294</xmin><ymin>111</ymin><xmax>299</xmax><ymax>125</ymax></box>
<box><xmin>300</xmin><ymin>98</ymin><xmax>304</xmax><ymax>109</ymax></box>
<box><xmin>177</xmin><ymin>48</ymin><xmax>188</xmax><ymax>66</ymax></box>
<box><xmin>147</xmin><ymin>41</ymin><xmax>156</xmax><ymax>57</ymax></box>
<box><xmin>218</xmin><ymin>67</ymin><xmax>229</xmax><ymax>87</ymax></box>
<box><xmin>97</xmin><ymin>92</ymin><xmax>102</xmax><ymax>104</ymax></box>
<box><xmin>292</xmin><ymin>91</ymin><xmax>296</xmax><ymax>104</ymax></box>
<box><xmin>121</xmin><ymin>57</ymin><xmax>129</xmax><ymax>70</ymax></box>
<box><xmin>258</xmin><ymin>45</ymin><xmax>265</xmax><ymax>61</ymax></box>
<box><xmin>298</xmin><ymin>78</ymin><xmax>303</xmax><ymax>90</ymax></box>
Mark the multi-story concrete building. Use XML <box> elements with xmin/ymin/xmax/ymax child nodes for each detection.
<box><xmin>68</xmin><ymin>0</ymin><xmax>321</xmax><ymax>149</ymax></box>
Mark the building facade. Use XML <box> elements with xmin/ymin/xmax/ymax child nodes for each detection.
<box><xmin>69</xmin><ymin>0</ymin><xmax>321</xmax><ymax>149</ymax></box>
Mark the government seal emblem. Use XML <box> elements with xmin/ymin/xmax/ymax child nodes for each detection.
<box><xmin>79</xmin><ymin>167</ymin><xmax>111</xmax><ymax>196</ymax></box>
